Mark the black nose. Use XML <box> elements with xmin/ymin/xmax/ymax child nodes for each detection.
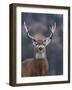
<box><xmin>39</xmin><ymin>47</ymin><xmax>42</xmax><ymax>50</ymax></box>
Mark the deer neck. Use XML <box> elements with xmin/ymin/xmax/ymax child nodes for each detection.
<box><xmin>34</xmin><ymin>48</ymin><xmax>47</xmax><ymax>60</ymax></box>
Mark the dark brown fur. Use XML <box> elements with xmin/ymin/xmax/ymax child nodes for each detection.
<box><xmin>22</xmin><ymin>58</ymin><xmax>48</xmax><ymax>77</ymax></box>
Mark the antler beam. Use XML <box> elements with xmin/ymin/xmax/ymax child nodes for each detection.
<box><xmin>24</xmin><ymin>21</ymin><xmax>34</xmax><ymax>39</ymax></box>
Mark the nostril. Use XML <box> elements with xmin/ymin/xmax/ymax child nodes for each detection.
<box><xmin>39</xmin><ymin>47</ymin><xmax>42</xmax><ymax>50</ymax></box>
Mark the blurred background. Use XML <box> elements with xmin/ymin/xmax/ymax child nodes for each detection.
<box><xmin>21</xmin><ymin>12</ymin><xmax>63</xmax><ymax>75</ymax></box>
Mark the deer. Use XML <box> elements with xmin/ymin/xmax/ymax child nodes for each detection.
<box><xmin>22</xmin><ymin>22</ymin><xmax>56</xmax><ymax>77</ymax></box>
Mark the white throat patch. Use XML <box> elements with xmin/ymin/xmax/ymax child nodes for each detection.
<box><xmin>35</xmin><ymin>52</ymin><xmax>46</xmax><ymax>59</ymax></box>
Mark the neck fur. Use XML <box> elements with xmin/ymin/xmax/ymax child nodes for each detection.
<box><xmin>34</xmin><ymin>48</ymin><xmax>46</xmax><ymax>60</ymax></box>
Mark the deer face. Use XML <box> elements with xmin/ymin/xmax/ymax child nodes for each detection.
<box><xmin>31</xmin><ymin>34</ymin><xmax>51</xmax><ymax>52</ymax></box>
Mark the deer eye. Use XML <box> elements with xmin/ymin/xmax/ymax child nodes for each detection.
<box><xmin>36</xmin><ymin>43</ymin><xmax>38</xmax><ymax>45</ymax></box>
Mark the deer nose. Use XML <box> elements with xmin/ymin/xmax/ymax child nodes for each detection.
<box><xmin>39</xmin><ymin>47</ymin><xmax>43</xmax><ymax>50</ymax></box>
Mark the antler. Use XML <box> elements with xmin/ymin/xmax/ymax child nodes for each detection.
<box><xmin>49</xmin><ymin>22</ymin><xmax>56</xmax><ymax>39</ymax></box>
<box><xmin>45</xmin><ymin>23</ymin><xmax>56</xmax><ymax>45</ymax></box>
<box><xmin>24</xmin><ymin>22</ymin><xmax>34</xmax><ymax>39</ymax></box>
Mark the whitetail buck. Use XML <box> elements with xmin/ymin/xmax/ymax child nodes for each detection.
<box><xmin>22</xmin><ymin>22</ymin><xmax>56</xmax><ymax>77</ymax></box>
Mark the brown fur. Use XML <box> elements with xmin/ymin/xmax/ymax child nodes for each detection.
<box><xmin>22</xmin><ymin>58</ymin><xmax>48</xmax><ymax>77</ymax></box>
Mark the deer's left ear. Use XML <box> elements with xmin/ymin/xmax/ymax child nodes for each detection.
<box><xmin>46</xmin><ymin>38</ymin><xmax>51</xmax><ymax>46</ymax></box>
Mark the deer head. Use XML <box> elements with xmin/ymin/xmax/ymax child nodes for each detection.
<box><xmin>24</xmin><ymin>22</ymin><xmax>56</xmax><ymax>52</ymax></box>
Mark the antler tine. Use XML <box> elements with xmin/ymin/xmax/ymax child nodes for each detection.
<box><xmin>24</xmin><ymin>21</ymin><xmax>34</xmax><ymax>39</ymax></box>
<box><xmin>49</xmin><ymin>22</ymin><xmax>56</xmax><ymax>39</ymax></box>
<box><xmin>51</xmin><ymin>22</ymin><xmax>56</xmax><ymax>33</ymax></box>
<box><xmin>24</xmin><ymin>21</ymin><xmax>28</xmax><ymax>33</ymax></box>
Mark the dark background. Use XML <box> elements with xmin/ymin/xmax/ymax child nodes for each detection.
<box><xmin>21</xmin><ymin>12</ymin><xmax>63</xmax><ymax>75</ymax></box>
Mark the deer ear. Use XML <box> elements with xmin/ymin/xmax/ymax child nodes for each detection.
<box><xmin>32</xmin><ymin>39</ymin><xmax>36</xmax><ymax>46</ymax></box>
